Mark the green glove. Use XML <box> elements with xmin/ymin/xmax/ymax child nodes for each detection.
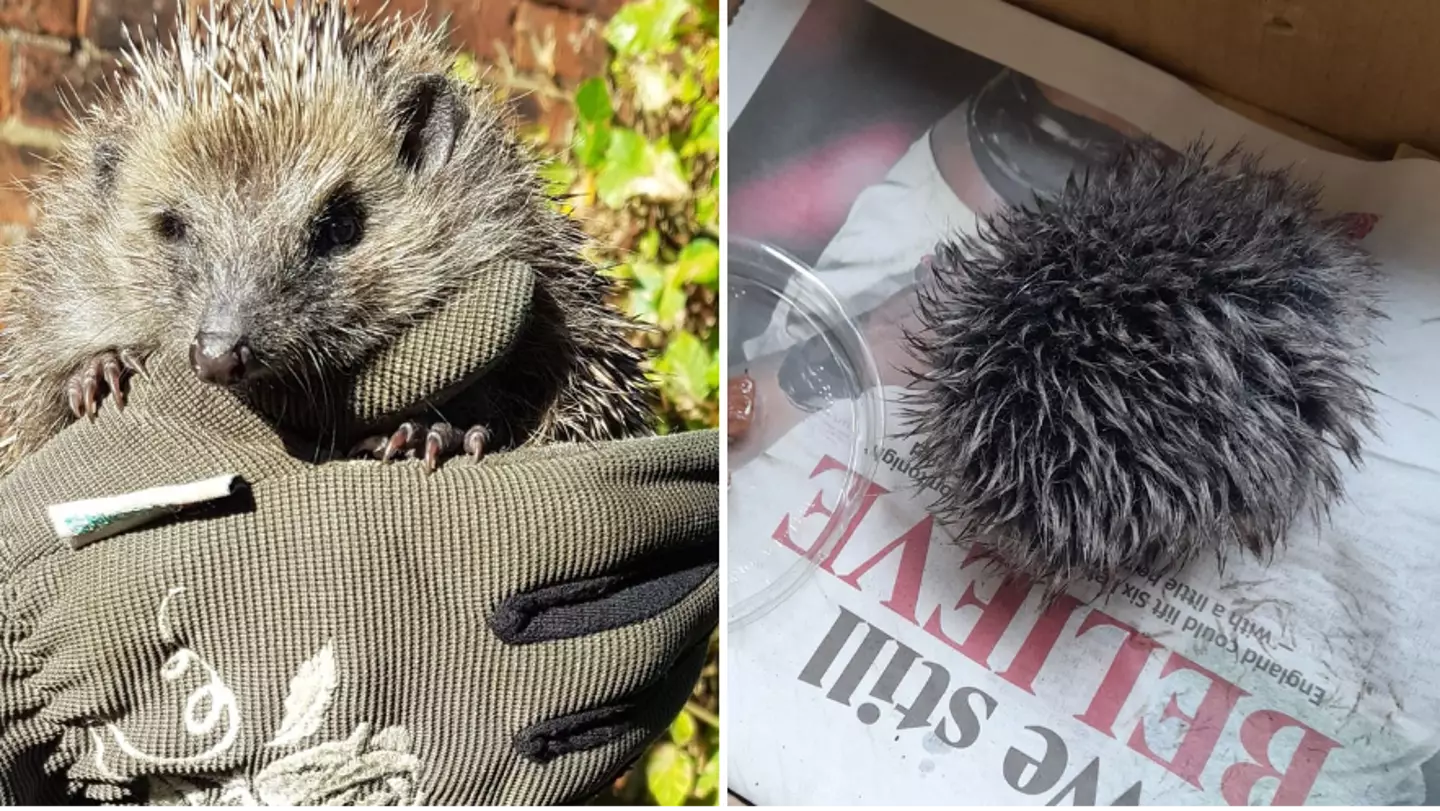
<box><xmin>0</xmin><ymin>261</ymin><xmax>719</xmax><ymax>805</ymax></box>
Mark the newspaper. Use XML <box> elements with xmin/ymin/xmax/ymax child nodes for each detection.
<box><xmin>726</xmin><ymin>0</ymin><xmax>1440</xmax><ymax>805</ymax></box>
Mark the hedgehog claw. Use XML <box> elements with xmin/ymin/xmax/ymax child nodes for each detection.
<box><xmin>65</xmin><ymin>349</ymin><xmax>143</xmax><ymax>420</ymax></box>
<box><xmin>423</xmin><ymin>423</ymin><xmax>463</xmax><ymax>473</ymax></box>
<box><xmin>382</xmin><ymin>422</ymin><xmax>421</xmax><ymax>463</ymax></box>
<box><xmin>348</xmin><ymin>435</ymin><xmax>387</xmax><ymax>459</ymax></box>
<box><xmin>120</xmin><ymin>348</ymin><xmax>148</xmax><ymax>377</ymax></box>
<box><xmin>358</xmin><ymin>421</ymin><xmax>470</xmax><ymax>470</ymax></box>
<box><xmin>464</xmin><ymin>425</ymin><xmax>491</xmax><ymax>462</ymax></box>
<box><xmin>83</xmin><ymin>376</ymin><xmax>100</xmax><ymax>418</ymax></box>
<box><xmin>102</xmin><ymin>356</ymin><xmax>125</xmax><ymax>411</ymax></box>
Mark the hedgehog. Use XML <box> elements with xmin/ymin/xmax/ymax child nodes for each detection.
<box><xmin>903</xmin><ymin>139</ymin><xmax>1382</xmax><ymax>592</ymax></box>
<box><xmin>0</xmin><ymin>0</ymin><xmax>655</xmax><ymax>471</ymax></box>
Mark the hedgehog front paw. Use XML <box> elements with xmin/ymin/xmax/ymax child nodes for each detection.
<box><xmin>65</xmin><ymin>349</ymin><xmax>148</xmax><ymax>419</ymax></box>
<box><xmin>350</xmin><ymin>422</ymin><xmax>493</xmax><ymax>472</ymax></box>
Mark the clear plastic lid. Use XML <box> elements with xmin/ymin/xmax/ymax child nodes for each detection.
<box><xmin>727</xmin><ymin>237</ymin><xmax>885</xmax><ymax>628</ymax></box>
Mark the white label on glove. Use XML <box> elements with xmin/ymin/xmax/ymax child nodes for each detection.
<box><xmin>48</xmin><ymin>474</ymin><xmax>241</xmax><ymax>549</ymax></box>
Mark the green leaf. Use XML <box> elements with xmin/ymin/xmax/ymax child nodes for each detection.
<box><xmin>628</xmin><ymin>291</ymin><xmax>655</xmax><ymax>323</ymax></box>
<box><xmin>636</xmin><ymin>228</ymin><xmax>662</xmax><ymax>261</ymax></box>
<box><xmin>595</xmin><ymin>128</ymin><xmax>690</xmax><ymax>209</ymax></box>
<box><xmin>450</xmin><ymin>52</ymin><xmax>482</xmax><ymax>88</ymax></box>
<box><xmin>674</xmin><ymin>238</ymin><xmax>718</xmax><ymax>287</ymax></box>
<box><xmin>644</xmin><ymin>743</ymin><xmax>697</xmax><ymax>806</ymax></box>
<box><xmin>602</xmin><ymin>261</ymin><xmax>634</xmax><ymax>281</ymax></box>
<box><xmin>632</xmin><ymin>260</ymin><xmax>665</xmax><ymax>289</ymax></box>
<box><xmin>656</xmin><ymin>270</ymin><xmax>688</xmax><ymax>326</ymax></box>
<box><xmin>675</xmin><ymin>71</ymin><xmax>702</xmax><ymax>105</ymax></box>
<box><xmin>670</xmin><ymin>710</ymin><xmax>697</xmax><ymax>745</ymax></box>
<box><xmin>572</xmin><ymin>119</ymin><xmax>612</xmax><ymax>169</ymax></box>
<box><xmin>690</xmin><ymin>0</ymin><xmax>721</xmax><ymax>36</ymax></box>
<box><xmin>683</xmin><ymin>103</ymin><xmax>719</xmax><ymax>157</ymax></box>
<box><xmin>695</xmin><ymin>187</ymin><xmax>718</xmax><ymax>233</ymax></box>
<box><xmin>695</xmin><ymin>752</ymin><xmax>720</xmax><ymax>801</ymax></box>
<box><xmin>624</xmin><ymin>260</ymin><xmax>668</xmax><ymax>324</ymax></box>
<box><xmin>704</xmin><ymin>338</ymin><xmax>720</xmax><ymax>393</ymax></box>
<box><xmin>654</xmin><ymin>331</ymin><xmax>716</xmax><ymax>404</ymax></box>
<box><xmin>574</xmin><ymin>77</ymin><xmax>613</xmax><ymax>124</ymax></box>
<box><xmin>570</xmin><ymin>80</ymin><xmax>613</xmax><ymax>168</ymax></box>
<box><xmin>606</xmin><ymin>0</ymin><xmax>692</xmax><ymax>57</ymax></box>
<box><xmin>537</xmin><ymin>160</ymin><xmax>577</xmax><ymax>198</ymax></box>
<box><xmin>702</xmin><ymin>41</ymin><xmax>720</xmax><ymax>86</ymax></box>
<box><xmin>681</xmin><ymin>40</ymin><xmax>719</xmax><ymax>90</ymax></box>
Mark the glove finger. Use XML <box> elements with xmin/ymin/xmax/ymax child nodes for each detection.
<box><xmin>243</xmin><ymin>260</ymin><xmax>534</xmax><ymax>438</ymax></box>
<box><xmin>489</xmin><ymin>542</ymin><xmax>715</xmax><ymax>646</ymax></box>
<box><xmin>506</xmin><ymin>570</ymin><xmax>716</xmax><ymax>753</ymax></box>
<box><xmin>500</xmin><ymin>626</ymin><xmax>712</xmax><ymax>805</ymax></box>
<box><xmin>403</xmin><ymin>431</ymin><xmax>715</xmax><ymax>802</ymax></box>
<box><xmin>102</xmin><ymin>349</ymin><xmax>286</xmax><ymax>447</ymax></box>
<box><xmin>324</xmin><ymin>429</ymin><xmax>719</xmax><ymax>606</ymax></box>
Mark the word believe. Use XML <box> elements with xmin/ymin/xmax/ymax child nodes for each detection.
<box><xmin>776</xmin><ymin>454</ymin><xmax>1341</xmax><ymax>806</ymax></box>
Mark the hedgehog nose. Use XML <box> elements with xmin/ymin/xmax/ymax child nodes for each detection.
<box><xmin>190</xmin><ymin>332</ymin><xmax>252</xmax><ymax>385</ymax></box>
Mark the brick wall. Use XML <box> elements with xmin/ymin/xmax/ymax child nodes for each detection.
<box><xmin>0</xmin><ymin>0</ymin><xmax>622</xmax><ymax>242</ymax></box>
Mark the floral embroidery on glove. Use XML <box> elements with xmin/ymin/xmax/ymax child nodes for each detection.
<box><xmin>150</xmin><ymin>724</ymin><xmax>423</xmax><ymax>806</ymax></box>
<box><xmin>91</xmin><ymin>588</ymin><xmax>423</xmax><ymax>806</ymax></box>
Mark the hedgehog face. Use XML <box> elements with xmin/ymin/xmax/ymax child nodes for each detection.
<box><xmin>98</xmin><ymin>70</ymin><xmax>474</xmax><ymax>389</ymax></box>
<box><xmin>71</xmin><ymin>0</ymin><xmax>524</xmax><ymax>389</ymax></box>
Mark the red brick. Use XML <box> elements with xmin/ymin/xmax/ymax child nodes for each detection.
<box><xmin>447</xmin><ymin>0</ymin><xmax>522</xmax><ymax>64</ymax></box>
<box><xmin>0</xmin><ymin>0</ymin><xmax>80</xmax><ymax>38</ymax></box>
<box><xmin>85</xmin><ymin>0</ymin><xmax>180</xmax><ymax>53</ymax></box>
<box><xmin>0</xmin><ymin>142</ymin><xmax>55</xmax><ymax>226</ymax></box>
<box><xmin>347</xmin><ymin>0</ymin><xmax>518</xmax><ymax>65</ymax></box>
<box><xmin>533</xmin><ymin>0</ymin><xmax>626</xmax><ymax>17</ymax></box>
<box><xmin>513</xmin><ymin>1</ymin><xmax>605</xmax><ymax>84</ymax></box>
<box><xmin>507</xmin><ymin>89</ymin><xmax>572</xmax><ymax>144</ymax></box>
<box><xmin>0</xmin><ymin>40</ymin><xmax>12</xmax><ymax>121</ymax></box>
<box><xmin>17</xmin><ymin>45</ymin><xmax>120</xmax><ymax>129</ymax></box>
<box><xmin>348</xmin><ymin>0</ymin><xmax>430</xmax><ymax>26</ymax></box>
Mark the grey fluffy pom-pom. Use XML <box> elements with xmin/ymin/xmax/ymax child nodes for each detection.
<box><xmin>903</xmin><ymin>140</ymin><xmax>1382</xmax><ymax>591</ymax></box>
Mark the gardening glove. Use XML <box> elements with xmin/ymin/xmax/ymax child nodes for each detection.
<box><xmin>0</xmin><ymin>260</ymin><xmax>719</xmax><ymax>806</ymax></box>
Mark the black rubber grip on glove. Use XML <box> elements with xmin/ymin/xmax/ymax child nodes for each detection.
<box><xmin>489</xmin><ymin>542</ymin><xmax>716</xmax><ymax>645</ymax></box>
<box><xmin>512</xmin><ymin>633</ymin><xmax>710</xmax><ymax>766</ymax></box>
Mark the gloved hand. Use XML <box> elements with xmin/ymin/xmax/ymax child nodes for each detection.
<box><xmin>0</xmin><ymin>260</ymin><xmax>718</xmax><ymax>806</ymax></box>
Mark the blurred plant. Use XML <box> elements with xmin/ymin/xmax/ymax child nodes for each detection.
<box><xmin>455</xmin><ymin>0</ymin><xmax>720</xmax><ymax>804</ymax></box>
<box><xmin>547</xmin><ymin>0</ymin><xmax>719</xmax><ymax>434</ymax></box>
<box><xmin>592</xmin><ymin>633</ymin><xmax>721</xmax><ymax>806</ymax></box>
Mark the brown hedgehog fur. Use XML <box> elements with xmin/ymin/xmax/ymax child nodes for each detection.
<box><xmin>0</xmin><ymin>0</ymin><xmax>655</xmax><ymax>468</ymax></box>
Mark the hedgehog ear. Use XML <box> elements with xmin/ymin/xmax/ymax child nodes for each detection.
<box><xmin>395</xmin><ymin>74</ymin><xmax>467</xmax><ymax>175</ymax></box>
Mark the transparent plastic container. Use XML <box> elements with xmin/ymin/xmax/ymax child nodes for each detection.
<box><xmin>727</xmin><ymin>238</ymin><xmax>884</xmax><ymax>628</ymax></box>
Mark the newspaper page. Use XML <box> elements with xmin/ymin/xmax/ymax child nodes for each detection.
<box><xmin>726</xmin><ymin>0</ymin><xmax>1440</xmax><ymax>805</ymax></box>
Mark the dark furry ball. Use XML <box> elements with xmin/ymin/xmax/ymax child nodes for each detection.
<box><xmin>904</xmin><ymin>139</ymin><xmax>1382</xmax><ymax>591</ymax></box>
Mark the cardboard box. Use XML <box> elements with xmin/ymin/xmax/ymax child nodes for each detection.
<box><xmin>1007</xmin><ymin>0</ymin><xmax>1439</xmax><ymax>159</ymax></box>
<box><xmin>732</xmin><ymin>0</ymin><xmax>1438</xmax><ymax>161</ymax></box>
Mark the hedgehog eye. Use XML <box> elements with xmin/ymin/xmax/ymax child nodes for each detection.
<box><xmin>154</xmin><ymin>210</ymin><xmax>187</xmax><ymax>242</ymax></box>
<box><xmin>310</xmin><ymin>190</ymin><xmax>366</xmax><ymax>258</ymax></box>
<box><xmin>314</xmin><ymin>214</ymin><xmax>360</xmax><ymax>255</ymax></box>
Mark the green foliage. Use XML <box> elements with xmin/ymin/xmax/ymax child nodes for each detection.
<box><xmin>591</xmin><ymin>634</ymin><xmax>721</xmax><ymax>806</ymax></box>
<box><xmin>453</xmin><ymin>0</ymin><xmax>721</xmax><ymax>804</ymax></box>
<box><xmin>569</xmin><ymin>0</ymin><xmax>721</xmax><ymax>796</ymax></box>
<box><xmin>555</xmin><ymin>0</ymin><xmax>721</xmax><ymax>433</ymax></box>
